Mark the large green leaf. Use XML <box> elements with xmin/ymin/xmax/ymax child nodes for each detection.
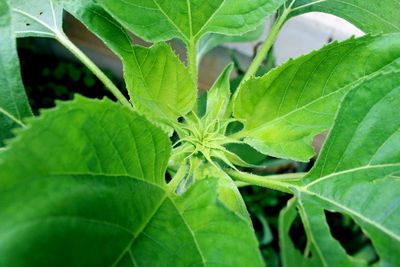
<box><xmin>0</xmin><ymin>0</ymin><xmax>32</xmax><ymax>146</ymax></box>
<box><xmin>124</xmin><ymin>43</ymin><xmax>197</xmax><ymax>128</ymax></box>
<box><xmin>279</xmin><ymin>71</ymin><xmax>400</xmax><ymax>266</ymax></box>
<box><xmin>9</xmin><ymin>0</ymin><xmax>63</xmax><ymax>38</ymax></box>
<box><xmin>97</xmin><ymin>0</ymin><xmax>286</xmax><ymax>44</ymax></box>
<box><xmin>233</xmin><ymin>34</ymin><xmax>400</xmax><ymax>162</ymax></box>
<box><xmin>0</xmin><ymin>97</ymin><xmax>263</xmax><ymax>266</ymax></box>
<box><xmin>289</xmin><ymin>0</ymin><xmax>400</xmax><ymax>34</ymax></box>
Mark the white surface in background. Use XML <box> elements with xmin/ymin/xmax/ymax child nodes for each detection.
<box><xmin>225</xmin><ymin>12</ymin><xmax>365</xmax><ymax>65</ymax></box>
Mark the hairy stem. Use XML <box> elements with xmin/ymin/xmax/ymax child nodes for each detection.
<box><xmin>187</xmin><ymin>39</ymin><xmax>198</xmax><ymax>84</ymax></box>
<box><xmin>227</xmin><ymin>170</ymin><xmax>305</xmax><ymax>193</ymax></box>
<box><xmin>56</xmin><ymin>33</ymin><xmax>132</xmax><ymax>109</ymax></box>
<box><xmin>241</xmin><ymin>2</ymin><xmax>294</xmax><ymax>83</ymax></box>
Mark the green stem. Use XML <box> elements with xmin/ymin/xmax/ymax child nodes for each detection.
<box><xmin>56</xmin><ymin>33</ymin><xmax>132</xmax><ymax>109</ymax></box>
<box><xmin>241</xmin><ymin>3</ymin><xmax>294</xmax><ymax>83</ymax></box>
<box><xmin>187</xmin><ymin>39</ymin><xmax>198</xmax><ymax>84</ymax></box>
<box><xmin>227</xmin><ymin>170</ymin><xmax>304</xmax><ymax>194</ymax></box>
<box><xmin>168</xmin><ymin>163</ymin><xmax>188</xmax><ymax>193</ymax></box>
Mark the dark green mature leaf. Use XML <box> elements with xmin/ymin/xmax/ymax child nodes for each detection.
<box><xmin>97</xmin><ymin>0</ymin><xmax>286</xmax><ymax>44</ymax></box>
<box><xmin>233</xmin><ymin>34</ymin><xmax>400</xmax><ymax>162</ymax></box>
<box><xmin>280</xmin><ymin>71</ymin><xmax>400</xmax><ymax>266</ymax></box>
<box><xmin>0</xmin><ymin>0</ymin><xmax>32</xmax><ymax>146</ymax></box>
<box><xmin>289</xmin><ymin>0</ymin><xmax>400</xmax><ymax>34</ymax></box>
<box><xmin>0</xmin><ymin>97</ymin><xmax>263</xmax><ymax>267</ymax></box>
<box><xmin>9</xmin><ymin>0</ymin><xmax>63</xmax><ymax>38</ymax></box>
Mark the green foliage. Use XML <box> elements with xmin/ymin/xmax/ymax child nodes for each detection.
<box><xmin>233</xmin><ymin>34</ymin><xmax>400</xmax><ymax>161</ymax></box>
<box><xmin>124</xmin><ymin>43</ymin><xmax>197</xmax><ymax>130</ymax></box>
<box><xmin>96</xmin><ymin>0</ymin><xmax>285</xmax><ymax>44</ymax></box>
<box><xmin>280</xmin><ymin>71</ymin><xmax>400</xmax><ymax>267</ymax></box>
<box><xmin>0</xmin><ymin>0</ymin><xmax>32</xmax><ymax>146</ymax></box>
<box><xmin>290</xmin><ymin>0</ymin><xmax>400</xmax><ymax>34</ymax></box>
<box><xmin>1</xmin><ymin>0</ymin><xmax>400</xmax><ymax>266</ymax></box>
<box><xmin>9</xmin><ymin>0</ymin><xmax>63</xmax><ymax>38</ymax></box>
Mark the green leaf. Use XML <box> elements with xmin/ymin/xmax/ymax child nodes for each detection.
<box><xmin>279</xmin><ymin>199</ymin><xmax>321</xmax><ymax>267</ymax></box>
<box><xmin>9</xmin><ymin>0</ymin><xmax>63</xmax><ymax>38</ymax></box>
<box><xmin>280</xmin><ymin>71</ymin><xmax>400</xmax><ymax>266</ymax></box>
<box><xmin>290</xmin><ymin>0</ymin><xmax>400</xmax><ymax>34</ymax></box>
<box><xmin>233</xmin><ymin>34</ymin><xmax>400</xmax><ymax>162</ymax></box>
<box><xmin>0</xmin><ymin>97</ymin><xmax>263</xmax><ymax>266</ymax></box>
<box><xmin>0</xmin><ymin>0</ymin><xmax>32</xmax><ymax>146</ymax></box>
<box><xmin>203</xmin><ymin>63</ymin><xmax>233</xmax><ymax>125</ymax></box>
<box><xmin>124</xmin><ymin>43</ymin><xmax>197</xmax><ymax>129</ymax></box>
<box><xmin>197</xmin><ymin>24</ymin><xmax>264</xmax><ymax>61</ymax></box>
<box><xmin>62</xmin><ymin>3</ymin><xmax>197</xmax><ymax>130</ymax></box>
<box><xmin>60</xmin><ymin>0</ymin><xmax>132</xmax><ymax>59</ymax></box>
<box><xmin>97</xmin><ymin>0</ymin><xmax>286</xmax><ymax>44</ymax></box>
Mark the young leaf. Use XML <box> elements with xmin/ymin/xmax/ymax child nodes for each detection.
<box><xmin>0</xmin><ymin>97</ymin><xmax>263</xmax><ymax>266</ymax></box>
<box><xmin>203</xmin><ymin>63</ymin><xmax>233</xmax><ymax>124</ymax></box>
<box><xmin>280</xmin><ymin>71</ymin><xmax>400</xmax><ymax>266</ymax></box>
<box><xmin>233</xmin><ymin>34</ymin><xmax>400</xmax><ymax>162</ymax></box>
<box><xmin>0</xmin><ymin>0</ymin><xmax>32</xmax><ymax>146</ymax></box>
<box><xmin>97</xmin><ymin>0</ymin><xmax>286</xmax><ymax>43</ymax></box>
<box><xmin>124</xmin><ymin>43</ymin><xmax>197</xmax><ymax>129</ymax></box>
<box><xmin>290</xmin><ymin>0</ymin><xmax>400</xmax><ymax>34</ymax></box>
<box><xmin>9</xmin><ymin>0</ymin><xmax>63</xmax><ymax>38</ymax></box>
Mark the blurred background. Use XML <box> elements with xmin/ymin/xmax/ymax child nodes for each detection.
<box><xmin>19</xmin><ymin>11</ymin><xmax>375</xmax><ymax>266</ymax></box>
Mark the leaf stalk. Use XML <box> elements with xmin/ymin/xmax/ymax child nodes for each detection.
<box><xmin>227</xmin><ymin>170</ymin><xmax>305</xmax><ymax>194</ymax></box>
<box><xmin>241</xmin><ymin>2</ymin><xmax>294</xmax><ymax>83</ymax></box>
<box><xmin>56</xmin><ymin>33</ymin><xmax>132</xmax><ymax>109</ymax></box>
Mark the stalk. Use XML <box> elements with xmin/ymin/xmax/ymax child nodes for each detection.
<box><xmin>187</xmin><ymin>39</ymin><xmax>198</xmax><ymax>83</ymax></box>
<box><xmin>241</xmin><ymin>2</ymin><xmax>294</xmax><ymax>83</ymax></box>
<box><xmin>56</xmin><ymin>33</ymin><xmax>132</xmax><ymax>109</ymax></box>
<box><xmin>227</xmin><ymin>170</ymin><xmax>304</xmax><ymax>194</ymax></box>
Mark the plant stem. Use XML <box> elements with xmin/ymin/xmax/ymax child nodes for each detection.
<box><xmin>241</xmin><ymin>3</ymin><xmax>294</xmax><ymax>83</ymax></box>
<box><xmin>56</xmin><ymin>33</ymin><xmax>132</xmax><ymax>109</ymax></box>
<box><xmin>187</xmin><ymin>39</ymin><xmax>198</xmax><ymax>84</ymax></box>
<box><xmin>168</xmin><ymin>163</ymin><xmax>188</xmax><ymax>193</ymax></box>
<box><xmin>227</xmin><ymin>170</ymin><xmax>305</xmax><ymax>194</ymax></box>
